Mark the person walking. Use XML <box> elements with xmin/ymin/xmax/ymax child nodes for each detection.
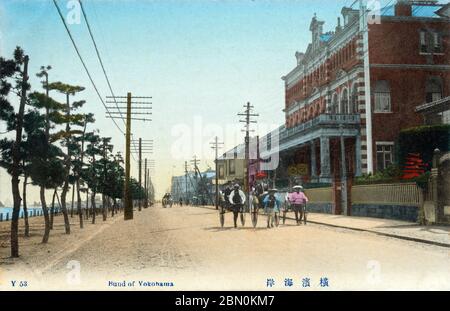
<box><xmin>228</xmin><ymin>184</ymin><xmax>246</xmax><ymax>228</ymax></box>
<box><xmin>263</xmin><ymin>189</ymin><xmax>281</xmax><ymax>228</ymax></box>
<box><xmin>288</xmin><ymin>185</ymin><xmax>309</xmax><ymax>225</ymax></box>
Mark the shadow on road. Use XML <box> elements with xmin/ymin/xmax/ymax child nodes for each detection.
<box><xmin>204</xmin><ymin>226</ymin><xmax>272</xmax><ymax>232</ymax></box>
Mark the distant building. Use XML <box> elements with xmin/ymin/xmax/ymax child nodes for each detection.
<box><xmin>171</xmin><ymin>169</ymin><xmax>216</xmax><ymax>204</ymax></box>
<box><xmin>171</xmin><ymin>172</ymin><xmax>197</xmax><ymax>200</ymax></box>
<box><xmin>216</xmin><ymin>144</ymin><xmax>246</xmax><ymax>186</ymax></box>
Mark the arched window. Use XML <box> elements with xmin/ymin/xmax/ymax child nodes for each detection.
<box><xmin>426</xmin><ymin>76</ymin><xmax>442</xmax><ymax>103</ymax></box>
<box><xmin>340</xmin><ymin>88</ymin><xmax>349</xmax><ymax>114</ymax></box>
<box><xmin>350</xmin><ymin>83</ymin><xmax>358</xmax><ymax>114</ymax></box>
<box><xmin>330</xmin><ymin>93</ymin><xmax>339</xmax><ymax>114</ymax></box>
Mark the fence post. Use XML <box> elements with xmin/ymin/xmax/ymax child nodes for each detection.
<box><xmin>6</xmin><ymin>213</ymin><xmax>9</xmax><ymax>221</ymax></box>
<box><xmin>0</xmin><ymin>213</ymin><xmax>3</xmax><ymax>222</ymax></box>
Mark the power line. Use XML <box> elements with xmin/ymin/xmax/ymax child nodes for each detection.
<box><xmin>76</xmin><ymin>0</ymin><xmax>140</xmax><ymax>161</ymax></box>
<box><xmin>78</xmin><ymin>0</ymin><xmax>125</xmax><ymax>125</ymax></box>
<box><xmin>52</xmin><ymin>0</ymin><xmax>124</xmax><ymax>138</ymax></box>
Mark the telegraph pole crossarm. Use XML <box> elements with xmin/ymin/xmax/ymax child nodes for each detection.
<box><xmin>106</xmin><ymin>93</ymin><xmax>153</xmax><ymax>220</ymax></box>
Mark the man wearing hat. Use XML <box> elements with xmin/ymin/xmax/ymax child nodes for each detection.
<box><xmin>263</xmin><ymin>189</ymin><xmax>281</xmax><ymax>228</ymax></box>
<box><xmin>287</xmin><ymin>185</ymin><xmax>309</xmax><ymax>225</ymax></box>
<box><xmin>228</xmin><ymin>184</ymin><xmax>246</xmax><ymax>228</ymax></box>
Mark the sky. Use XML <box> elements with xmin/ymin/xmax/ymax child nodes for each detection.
<box><xmin>0</xmin><ymin>0</ymin><xmax>434</xmax><ymax>202</ymax></box>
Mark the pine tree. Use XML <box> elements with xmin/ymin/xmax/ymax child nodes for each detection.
<box><xmin>47</xmin><ymin>82</ymin><xmax>85</xmax><ymax>235</ymax></box>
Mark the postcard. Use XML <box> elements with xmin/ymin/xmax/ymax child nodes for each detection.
<box><xmin>0</xmin><ymin>0</ymin><xmax>449</xmax><ymax>296</ymax></box>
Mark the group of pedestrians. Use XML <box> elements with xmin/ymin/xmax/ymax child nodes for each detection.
<box><xmin>220</xmin><ymin>182</ymin><xmax>309</xmax><ymax>229</ymax></box>
<box><xmin>259</xmin><ymin>185</ymin><xmax>309</xmax><ymax>228</ymax></box>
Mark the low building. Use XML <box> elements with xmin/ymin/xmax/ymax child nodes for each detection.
<box><xmin>216</xmin><ymin>144</ymin><xmax>246</xmax><ymax>186</ymax></box>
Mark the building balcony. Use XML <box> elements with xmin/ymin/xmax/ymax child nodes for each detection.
<box><xmin>280</xmin><ymin>114</ymin><xmax>361</xmax><ymax>142</ymax></box>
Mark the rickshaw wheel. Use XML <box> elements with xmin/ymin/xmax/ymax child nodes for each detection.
<box><xmin>219</xmin><ymin>208</ymin><xmax>225</xmax><ymax>228</ymax></box>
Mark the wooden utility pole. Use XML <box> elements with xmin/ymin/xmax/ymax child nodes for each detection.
<box><xmin>133</xmin><ymin>138</ymin><xmax>152</xmax><ymax>211</ymax></box>
<box><xmin>184</xmin><ymin>161</ymin><xmax>189</xmax><ymax>203</ymax></box>
<box><xmin>144</xmin><ymin>158</ymin><xmax>148</xmax><ymax>208</ymax></box>
<box><xmin>106</xmin><ymin>93</ymin><xmax>152</xmax><ymax>220</ymax></box>
<box><xmin>191</xmin><ymin>156</ymin><xmax>200</xmax><ymax>175</ymax></box>
<box><xmin>238</xmin><ymin>102</ymin><xmax>258</xmax><ymax>207</ymax></box>
<box><xmin>138</xmin><ymin>138</ymin><xmax>142</xmax><ymax>211</ymax></box>
<box><xmin>210</xmin><ymin>136</ymin><xmax>224</xmax><ymax>210</ymax></box>
<box><xmin>102</xmin><ymin>137</ymin><xmax>111</xmax><ymax>221</ymax></box>
<box><xmin>124</xmin><ymin>92</ymin><xmax>132</xmax><ymax>219</ymax></box>
<box><xmin>147</xmin><ymin>168</ymin><xmax>151</xmax><ymax>203</ymax></box>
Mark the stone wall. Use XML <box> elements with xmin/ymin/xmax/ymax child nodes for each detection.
<box><xmin>351</xmin><ymin>204</ymin><xmax>418</xmax><ymax>222</ymax></box>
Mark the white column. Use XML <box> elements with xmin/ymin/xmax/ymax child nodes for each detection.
<box><xmin>355</xmin><ymin>134</ymin><xmax>362</xmax><ymax>177</ymax></box>
<box><xmin>310</xmin><ymin>140</ymin><xmax>317</xmax><ymax>179</ymax></box>
<box><xmin>360</xmin><ymin>0</ymin><xmax>374</xmax><ymax>174</ymax></box>
<box><xmin>320</xmin><ymin>136</ymin><xmax>331</xmax><ymax>181</ymax></box>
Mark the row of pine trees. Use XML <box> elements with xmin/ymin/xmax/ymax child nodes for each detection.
<box><xmin>0</xmin><ymin>47</ymin><xmax>150</xmax><ymax>258</ymax></box>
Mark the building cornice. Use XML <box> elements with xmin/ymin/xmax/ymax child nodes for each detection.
<box><xmin>379</xmin><ymin>15</ymin><xmax>449</xmax><ymax>23</ymax></box>
<box><xmin>283</xmin><ymin>21</ymin><xmax>360</xmax><ymax>89</ymax></box>
<box><xmin>370</xmin><ymin>64</ymin><xmax>450</xmax><ymax>70</ymax></box>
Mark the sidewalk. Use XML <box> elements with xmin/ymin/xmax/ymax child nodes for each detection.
<box><xmin>200</xmin><ymin>205</ymin><xmax>450</xmax><ymax>248</ymax></box>
<box><xmin>306</xmin><ymin>213</ymin><xmax>450</xmax><ymax>248</ymax></box>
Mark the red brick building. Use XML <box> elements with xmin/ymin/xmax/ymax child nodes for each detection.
<box><xmin>279</xmin><ymin>0</ymin><xmax>450</xmax><ymax>186</ymax></box>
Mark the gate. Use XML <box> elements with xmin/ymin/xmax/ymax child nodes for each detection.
<box><xmin>424</xmin><ymin>149</ymin><xmax>450</xmax><ymax>225</ymax></box>
<box><xmin>438</xmin><ymin>151</ymin><xmax>450</xmax><ymax>223</ymax></box>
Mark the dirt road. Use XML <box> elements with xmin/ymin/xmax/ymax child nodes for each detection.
<box><xmin>1</xmin><ymin>204</ymin><xmax>449</xmax><ymax>290</ymax></box>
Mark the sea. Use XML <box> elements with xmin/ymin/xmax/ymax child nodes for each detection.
<box><xmin>0</xmin><ymin>206</ymin><xmax>43</xmax><ymax>221</ymax></box>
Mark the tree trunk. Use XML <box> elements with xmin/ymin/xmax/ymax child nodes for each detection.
<box><xmin>10</xmin><ymin>175</ymin><xmax>22</xmax><ymax>257</ymax></box>
<box><xmin>60</xmin><ymin>180</ymin><xmax>71</xmax><ymax>234</ymax></box>
<box><xmin>91</xmin><ymin>192</ymin><xmax>96</xmax><ymax>224</ymax></box>
<box><xmin>11</xmin><ymin>55</ymin><xmax>28</xmax><ymax>258</ymax></box>
<box><xmin>23</xmin><ymin>175</ymin><xmax>30</xmax><ymax>237</ymax></box>
<box><xmin>112</xmin><ymin>198</ymin><xmax>116</xmax><ymax>217</ymax></box>
<box><xmin>50</xmin><ymin>188</ymin><xmax>56</xmax><ymax>230</ymax></box>
<box><xmin>85</xmin><ymin>188</ymin><xmax>90</xmax><ymax>220</ymax></box>
<box><xmin>42</xmin><ymin>72</ymin><xmax>51</xmax><ymax>243</ymax></box>
<box><xmin>41</xmin><ymin>186</ymin><xmax>51</xmax><ymax>243</ymax></box>
<box><xmin>10</xmin><ymin>55</ymin><xmax>29</xmax><ymax>258</ymax></box>
<box><xmin>70</xmin><ymin>182</ymin><xmax>75</xmax><ymax>218</ymax></box>
<box><xmin>60</xmin><ymin>92</ymin><xmax>71</xmax><ymax>234</ymax></box>
<box><xmin>76</xmin><ymin>179</ymin><xmax>83</xmax><ymax>228</ymax></box>
<box><xmin>102</xmin><ymin>194</ymin><xmax>107</xmax><ymax>221</ymax></box>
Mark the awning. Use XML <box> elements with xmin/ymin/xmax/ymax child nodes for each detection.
<box><xmin>416</xmin><ymin>96</ymin><xmax>450</xmax><ymax>115</ymax></box>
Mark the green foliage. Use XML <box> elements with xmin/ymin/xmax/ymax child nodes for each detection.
<box><xmin>130</xmin><ymin>178</ymin><xmax>146</xmax><ymax>200</ymax></box>
<box><xmin>47</xmin><ymin>82</ymin><xmax>85</xmax><ymax>95</ymax></box>
<box><xmin>0</xmin><ymin>47</ymin><xmax>24</xmax><ymax>130</ymax></box>
<box><xmin>355</xmin><ymin>165</ymin><xmax>403</xmax><ymax>185</ymax></box>
<box><xmin>1</xmin><ymin>46</ymin><xmax>132</xmax><ymax>221</ymax></box>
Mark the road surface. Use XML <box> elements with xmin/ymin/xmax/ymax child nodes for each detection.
<box><xmin>1</xmin><ymin>204</ymin><xmax>449</xmax><ymax>290</ymax></box>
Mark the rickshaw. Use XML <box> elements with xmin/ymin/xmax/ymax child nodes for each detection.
<box><xmin>219</xmin><ymin>186</ymin><xmax>247</xmax><ymax>228</ymax></box>
<box><xmin>162</xmin><ymin>193</ymin><xmax>173</xmax><ymax>208</ymax></box>
<box><xmin>282</xmin><ymin>187</ymin><xmax>308</xmax><ymax>225</ymax></box>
